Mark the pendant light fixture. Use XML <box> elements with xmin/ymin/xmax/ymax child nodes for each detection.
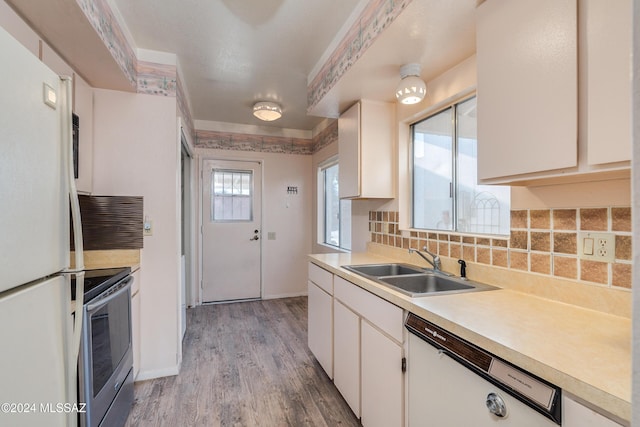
<box><xmin>253</xmin><ymin>101</ymin><xmax>282</xmax><ymax>121</ymax></box>
<box><xmin>395</xmin><ymin>63</ymin><xmax>426</xmax><ymax>105</ymax></box>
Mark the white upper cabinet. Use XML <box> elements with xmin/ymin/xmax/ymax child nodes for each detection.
<box><xmin>476</xmin><ymin>0</ymin><xmax>578</xmax><ymax>181</ymax></box>
<box><xmin>338</xmin><ymin>100</ymin><xmax>395</xmax><ymax>199</ymax></box>
<box><xmin>585</xmin><ymin>0</ymin><xmax>632</xmax><ymax>166</ymax></box>
<box><xmin>476</xmin><ymin>0</ymin><xmax>631</xmax><ymax>185</ymax></box>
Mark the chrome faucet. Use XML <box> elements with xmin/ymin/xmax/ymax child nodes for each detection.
<box><xmin>409</xmin><ymin>246</ymin><xmax>442</xmax><ymax>271</ymax></box>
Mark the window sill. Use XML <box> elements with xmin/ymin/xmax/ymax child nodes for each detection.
<box><xmin>316</xmin><ymin>242</ymin><xmax>351</xmax><ymax>253</ymax></box>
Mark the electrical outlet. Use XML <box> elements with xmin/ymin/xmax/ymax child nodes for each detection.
<box><xmin>578</xmin><ymin>232</ymin><xmax>615</xmax><ymax>262</ymax></box>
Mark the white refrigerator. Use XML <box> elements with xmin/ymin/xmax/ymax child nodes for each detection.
<box><xmin>0</xmin><ymin>25</ymin><xmax>84</xmax><ymax>427</ymax></box>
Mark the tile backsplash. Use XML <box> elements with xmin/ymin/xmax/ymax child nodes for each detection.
<box><xmin>369</xmin><ymin>207</ymin><xmax>632</xmax><ymax>289</ymax></box>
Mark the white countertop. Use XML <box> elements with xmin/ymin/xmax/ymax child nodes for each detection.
<box><xmin>309</xmin><ymin>251</ymin><xmax>631</xmax><ymax>423</ymax></box>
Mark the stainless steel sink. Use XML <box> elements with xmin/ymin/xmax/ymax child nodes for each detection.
<box><xmin>342</xmin><ymin>263</ymin><xmax>427</xmax><ymax>277</ymax></box>
<box><xmin>379</xmin><ymin>274</ymin><xmax>475</xmax><ymax>297</ymax></box>
<box><xmin>342</xmin><ymin>263</ymin><xmax>498</xmax><ymax>297</ymax></box>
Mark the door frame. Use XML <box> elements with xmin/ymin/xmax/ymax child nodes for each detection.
<box><xmin>197</xmin><ymin>155</ymin><xmax>264</xmax><ymax>304</ymax></box>
<box><xmin>180</xmin><ymin>129</ymin><xmax>192</xmax><ymax>338</ymax></box>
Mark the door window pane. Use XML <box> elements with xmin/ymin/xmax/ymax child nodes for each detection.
<box><xmin>211</xmin><ymin>170</ymin><xmax>253</xmax><ymax>221</ymax></box>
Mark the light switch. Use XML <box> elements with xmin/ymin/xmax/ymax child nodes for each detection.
<box><xmin>143</xmin><ymin>217</ymin><xmax>153</xmax><ymax>236</ymax></box>
<box><xmin>583</xmin><ymin>237</ymin><xmax>594</xmax><ymax>255</ymax></box>
<box><xmin>268</xmin><ymin>232</ymin><xmax>276</xmax><ymax>240</ymax></box>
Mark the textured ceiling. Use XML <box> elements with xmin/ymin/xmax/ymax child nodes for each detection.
<box><xmin>7</xmin><ymin>0</ymin><xmax>478</xmax><ymax>131</ymax></box>
<box><xmin>111</xmin><ymin>0</ymin><xmax>362</xmax><ymax>130</ymax></box>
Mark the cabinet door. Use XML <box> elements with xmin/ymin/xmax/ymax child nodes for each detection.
<box><xmin>333</xmin><ymin>299</ymin><xmax>360</xmax><ymax>417</ymax></box>
<box><xmin>585</xmin><ymin>0</ymin><xmax>632</xmax><ymax>165</ymax></box>
<box><xmin>361</xmin><ymin>320</ymin><xmax>403</xmax><ymax>427</ymax></box>
<box><xmin>308</xmin><ymin>281</ymin><xmax>333</xmax><ymax>378</ymax></box>
<box><xmin>338</xmin><ymin>102</ymin><xmax>360</xmax><ymax>199</ymax></box>
<box><xmin>359</xmin><ymin>100</ymin><xmax>394</xmax><ymax>198</ymax></box>
<box><xmin>562</xmin><ymin>395</ymin><xmax>622</xmax><ymax>427</ymax></box>
<box><xmin>477</xmin><ymin>0</ymin><xmax>577</xmax><ymax>180</ymax></box>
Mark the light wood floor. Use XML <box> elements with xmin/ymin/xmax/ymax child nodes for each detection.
<box><xmin>126</xmin><ymin>297</ymin><xmax>360</xmax><ymax>426</ymax></box>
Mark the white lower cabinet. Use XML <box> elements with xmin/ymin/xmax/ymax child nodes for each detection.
<box><xmin>307</xmin><ymin>280</ymin><xmax>333</xmax><ymax>378</ymax></box>
<box><xmin>361</xmin><ymin>320</ymin><xmax>403</xmax><ymax>427</ymax></box>
<box><xmin>307</xmin><ymin>263</ymin><xmax>334</xmax><ymax>377</ymax></box>
<box><xmin>333</xmin><ymin>276</ymin><xmax>404</xmax><ymax>426</ymax></box>
<box><xmin>562</xmin><ymin>395</ymin><xmax>623</xmax><ymax>427</ymax></box>
<box><xmin>333</xmin><ymin>299</ymin><xmax>361</xmax><ymax>418</ymax></box>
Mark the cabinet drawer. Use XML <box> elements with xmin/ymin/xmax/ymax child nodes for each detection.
<box><xmin>334</xmin><ymin>276</ymin><xmax>403</xmax><ymax>342</ymax></box>
<box><xmin>308</xmin><ymin>262</ymin><xmax>333</xmax><ymax>294</ymax></box>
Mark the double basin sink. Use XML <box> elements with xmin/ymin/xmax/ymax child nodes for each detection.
<box><xmin>342</xmin><ymin>263</ymin><xmax>497</xmax><ymax>297</ymax></box>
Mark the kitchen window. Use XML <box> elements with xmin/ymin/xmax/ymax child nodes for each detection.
<box><xmin>319</xmin><ymin>160</ymin><xmax>351</xmax><ymax>250</ymax></box>
<box><xmin>412</xmin><ymin>96</ymin><xmax>510</xmax><ymax>235</ymax></box>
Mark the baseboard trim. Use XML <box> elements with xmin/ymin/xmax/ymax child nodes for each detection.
<box><xmin>262</xmin><ymin>291</ymin><xmax>308</xmax><ymax>300</ymax></box>
<box><xmin>135</xmin><ymin>365</ymin><xmax>180</xmax><ymax>382</ymax></box>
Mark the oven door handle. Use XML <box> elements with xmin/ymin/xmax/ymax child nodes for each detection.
<box><xmin>86</xmin><ymin>277</ymin><xmax>133</xmax><ymax>313</ymax></box>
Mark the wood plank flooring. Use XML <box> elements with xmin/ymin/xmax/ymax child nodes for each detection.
<box><xmin>126</xmin><ymin>297</ymin><xmax>360</xmax><ymax>427</ymax></box>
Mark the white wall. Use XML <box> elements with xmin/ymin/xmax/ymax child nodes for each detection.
<box><xmin>311</xmin><ymin>139</ymin><xmax>388</xmax><ymax>254</ymax></box>
<box><xmin>93</xmin><ymin>89</ymin><xmax>181</xmax><ymax>380</ymax></box>
<box><xmin>195</xmin><ymin>148</ymin><xmax>313</xmax><ymax>300</ymax></box>
<box><xmin>630</xmin><ymin>0</ymin><xmax>639</xmax><ymax>424</ymax></box>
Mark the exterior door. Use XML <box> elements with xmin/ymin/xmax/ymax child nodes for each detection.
<box><xmin>202</xmin><ymin>159</ymin><xmax>262</xmax><ymax>302</ymax></box>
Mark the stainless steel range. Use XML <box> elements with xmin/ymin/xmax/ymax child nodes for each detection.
<box><xmin>73</xmin><ymin>268</ymin><xmax>134</xmax><ymax>427</ymax></box>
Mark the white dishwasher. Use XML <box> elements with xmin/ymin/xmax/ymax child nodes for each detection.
<box><xmin>406</xmin><ymin>313</ymin><xmax>561</xmax><ymax>426</ymax></box>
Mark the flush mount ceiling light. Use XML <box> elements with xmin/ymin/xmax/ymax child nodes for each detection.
<box><xmin>395</xmin><ymin>63</ymin><xmax>426</xmax><ymax>105</ymax></box>
<box><xmin>253</xmin><ymin>101</ymin><xmax>282</xmax><ymax>121</ymax></box>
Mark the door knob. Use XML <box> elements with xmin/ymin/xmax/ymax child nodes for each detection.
<box><xmin>250</xmin><ymin>235</ymin><xmax>259</xmax><ymax>241</ymax></box>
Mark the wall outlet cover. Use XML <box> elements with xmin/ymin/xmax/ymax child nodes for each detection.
<box><xmin>578</xmin><ymin>232</ymin><xmax>615</xmax><ymax>262</ymax></box>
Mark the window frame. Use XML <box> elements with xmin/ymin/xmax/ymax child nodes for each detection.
<box><xmin>410</xmin><ymin>95</ymin><xmax>510</xmax><ymax>236</ymax></box>
<box><xmin>318</xmin><ymin>157</ymin><xmax>351</xmax><ymax>251</ymax></box>
<box><xmin>210</xmin><ymin>168</ymin><xmax>254</xmax><ymax>223</ymax></box>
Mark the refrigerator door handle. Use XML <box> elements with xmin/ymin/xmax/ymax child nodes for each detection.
<box><xmin>60</xmin><ymin>76</ymin><xmax>85</xmax><ymax>419</ymax></box>
<box><xmin>60</xmin><ymin>75</ymin><xmax>84</xmax><ymax>344</ymax></box>
<box><xmin>61</xmin><ymin>76</ymin><xmax>84</xmax><ymax>273</ymax></box>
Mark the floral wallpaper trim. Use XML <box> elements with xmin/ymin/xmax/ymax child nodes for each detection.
<box><xmin>177</xmin><ymin>73</ymin><xmax>195</xmax><ymax>143</ymax></box>
<box><xmin>307</xmin><ymin>0</ymin><xmax>413</xmax><ymax>111</ymax></box>
<box><xmin>136</xmin><ymin>61</ymin><xmax>177</xmax><ymax>97</ymax></box>
<box><xmin>195</xmin><ymin>120</ymin><xmax>338</xmax><ymax>155</ymax></box>
<box><xmin>196</xmin><ymin>130</ymin><xmax>314</xmax><ymax>155</ymax></box>
<box><xmin>313</xmin><ymin>120</ymin><xmax>338</xmax><ymax>153</ymax></box>
<box><xmin>76</xmin><ymin>0</ymin><xmax>184</xmax><ymax>99</ymax></box>
<box><xmin>75</xmin><ymin>0</ymin><xmax>137</xmax><ymax>88</ymax></box>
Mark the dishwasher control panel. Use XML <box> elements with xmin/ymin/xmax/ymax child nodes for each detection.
<box><xmin>406</xmin><ymin>313</ymin><xmax>562</xmax><ymax>424</ymax></box>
